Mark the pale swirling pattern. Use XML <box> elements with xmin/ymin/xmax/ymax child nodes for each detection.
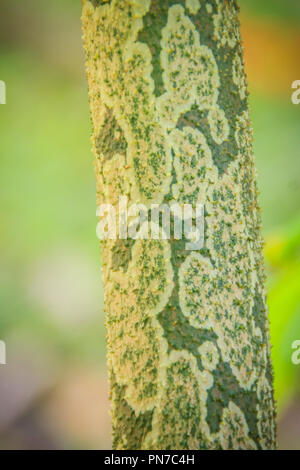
<box><xmin>82</xmin><ymin>0</ymin><xmax>276</xmax><ymax>450</ymax></box>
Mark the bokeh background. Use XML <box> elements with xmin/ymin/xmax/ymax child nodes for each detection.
<box><xmin>0</xmin><ymin>0</ymin><xmax>299</xmax><ymax>450</ymax></box>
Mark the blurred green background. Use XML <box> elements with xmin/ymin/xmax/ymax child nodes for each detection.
<box><xmin>0</xmin><ymin>0</ymin><xmax>299</xmax><ymax>450</ymax></box>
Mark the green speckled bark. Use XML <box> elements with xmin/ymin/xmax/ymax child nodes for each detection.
<box><xmin>81</xmin><ymin>0</ymin><xmax>277</xmax><ymax>450</ymax></box>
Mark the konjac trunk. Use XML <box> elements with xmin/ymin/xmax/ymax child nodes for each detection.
<box><xmin>81</xmin><ymin>0</ymin><xmax>277</xmax><ymax>450</ymax></box>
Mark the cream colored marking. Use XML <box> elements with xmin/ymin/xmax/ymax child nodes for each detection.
<box><xmin>157</xmin><ymin>5</ymin><xmax>220</xmax><ymax>129</ymax></box>
<box><xmin>102</xmin><ymin>154</ymin><xmax>130</xmax><ymax>207</ymax></box>
<box><xmin>213</xmin><ymin>0</ymin><xmax>239</xmax><ymax>49</ymax></box>
<box><xmin>171</xmin><ymin>127</ymin><xmax>217</xmax><ymax>203</ymax></box>
<box><xmin>256</xmin><ymin>375</ymin><xmax>276</xmax><ymax>449</ymax></box>
<box><xmin>144</xmin><ymin>350</ymin><xmax>257</xmax><ymax>449</ymax></box>
<box><xmin>175</xmin><ymin>150</ymin><xmax>267</xmax><ymax>389</ymax></box>
<box><xmin>207</xmin><ymin>105</ymin><xmax>230</xmax><ymax>144</ymax></box>
<box><xmin>105</xmin><ymin>236</ymin><xmax>173</xmax><ymax>413</ymax></box>
<box><xmin>130</xmin><ymin>0</ymin><xmax>151</xmax><ymax>17</ymax></box>
<box><xmin>198</xmin><ymin>341</ymin><xmax>219</xmax><ymax>371</ymax></box>
<box><xmin>186</xmin><ymin>0</ymin><xmax>201</xmax><ymax>15</ymax></box>
<box><xmin>179</xmin><ymin>252</ymin><xmax>217</xmax><ymax>330</ymax></box>
<box><xmin>143</xmin><ymin>350</ymin><xmax>213</xmax><ymax>449</ymax></box>
<box><xmin>219</xmin><ymin>402</ymin><xmax>257</xmax><ymax>450</ymax></box>
<box><xmin>206</xmin><ymin>3</ymin><xmax>213</xmax><ymax>14</ymax></box>
<box><xmin>82</xmin><ymin>1</ymin><xmax>172</xmax><ymax>208</ymax></box>
<box><xmin>233</xmin><ymin>53</ymin><xmax>247</xmax><ymax>100</ymax></box>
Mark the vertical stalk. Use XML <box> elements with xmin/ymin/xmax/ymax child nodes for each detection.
<box><xmin>82</xmin><ymin>0</ymin><xmax>276</xmax><ymax>450</ymax></box>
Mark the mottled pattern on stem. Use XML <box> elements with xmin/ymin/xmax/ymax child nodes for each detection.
<box><xmin>82</xmin><ymin>0</ymin><xmax>276</xmax><ymax>450</ymax></box>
